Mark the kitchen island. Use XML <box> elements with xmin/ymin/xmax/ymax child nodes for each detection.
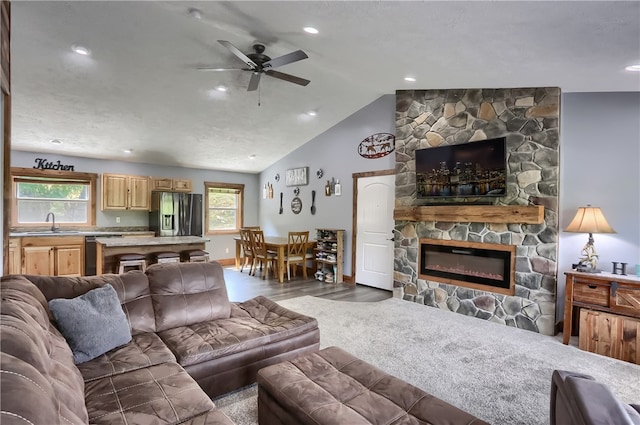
<box><xmin>95</xmin><ymin>236</ymin><xmax>209</xmax><ymax>274</ymax></box>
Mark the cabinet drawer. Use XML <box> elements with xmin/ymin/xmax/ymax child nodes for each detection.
<box><xmin>573</xmin><ymin>281</ymin><xmax>610</xmax><ymax>306</ymax></box>
<box><xmin>611</xmin><ymin>286</ymin><xmax>640</xmax><ymax>318</ymax></box>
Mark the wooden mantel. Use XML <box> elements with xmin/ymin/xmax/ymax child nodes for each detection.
<box><xmin>393</xmin><ymin>205</ymin><xmax>544</xmax><ymax>224</ymax></box>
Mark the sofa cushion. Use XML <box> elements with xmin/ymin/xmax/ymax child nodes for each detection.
<box><xmin>158</xmin><ymin>296</ymin><xmax>319</xmax><ymax>366</ymax></box>
<box><xmin>1</xmin><ymin>276</ymin><xmax>89</xmax><ymax>424</ymax></box>
<box><xmin>147</xmin><ymin>262</ymin><xmax>231</xmax><ymax>332</ymax></box>
<box><xmin>25</xmin><ymin>271</ymin><xmax>157</xmax><ymax>335</ymax></box>
<box><xmin>49</xmin><ymin>284</ymin><xmax>132</xmax><ymax>364</ymax></box>
<box><xmin>84</xmin><ymin>362</ymin><xmax>215</xmax><ymax>425</ymax></box>
<box><xmin>79</xmin><ymin>331</ymin><xmax>177</xmax><ymax>382</ymax></box>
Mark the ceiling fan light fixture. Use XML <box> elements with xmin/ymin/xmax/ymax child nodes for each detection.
<box><xmin>188</xmin><ymin>8</ymin><xmax>202</xmax><ymax>20</ymax></box>
<box><xmin>303</xmin><ymin>27</ymin><xmax>319</xmax><ymax>34</ymax></box>
<box><xmin>71</xmin><ymin>44</ymin><xmax>91</xmax><ymax>56</ymax></box>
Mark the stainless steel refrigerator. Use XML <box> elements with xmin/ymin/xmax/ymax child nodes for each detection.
<box><xmin>149</xmin><ymin>192</ymin><xmax>203</xmax><ymax>237</ymax></box>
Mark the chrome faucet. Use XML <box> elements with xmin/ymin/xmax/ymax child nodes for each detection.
<box><xmin>45</xmin><ymin>212</ymin><xmax>59</xmax><ymax>232</ymax></box>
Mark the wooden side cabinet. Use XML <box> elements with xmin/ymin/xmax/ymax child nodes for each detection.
<box><xmin>102</xmin><ymin>173</ymin><xmax>150</xmax><ymax>211</ymax></box>
<box><xmin>564</xmin><ymin>270</ymin><xmax>640</xmax><ymax>364</ymax></box>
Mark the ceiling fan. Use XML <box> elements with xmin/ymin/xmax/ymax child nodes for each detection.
<box><xmin>198</xmin><ymin>40</ymin><xmax>310</xmax><ymax>91</ymax></box>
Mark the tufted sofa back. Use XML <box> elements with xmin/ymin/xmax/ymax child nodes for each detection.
<box><xmin>146</xmin><ymin>261</ymin><xmax>231</xmax><ymax>332</ymax></box>
<box><xmin>0</xmin><ymin>275</ymin><xmax>89</xmax><ymax>425</ymax></box>
<box><xmin>24</xmin><ymin>271</ymin><xmax>156</xmax><ymax>335</ymax></box>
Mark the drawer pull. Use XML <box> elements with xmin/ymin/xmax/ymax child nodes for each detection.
<box><xmin>588</xmin><ymin>285</ymin><xmax>597</xmax><ymax>289</ymax></box>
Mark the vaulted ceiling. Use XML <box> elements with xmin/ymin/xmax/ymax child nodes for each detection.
<box><xmin>11</xmin><ymin>1</ymin><xmax>640</xmax><ymax>173</ymax></box>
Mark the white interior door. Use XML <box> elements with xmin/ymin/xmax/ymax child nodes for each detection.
<box><xmin>356</xmin><ymin>174</ymin><xmax>395</xmax><ymax>290</ymax></box>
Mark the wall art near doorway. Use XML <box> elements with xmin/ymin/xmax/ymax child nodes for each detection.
<box><xmin>358</xmin><ymin>133</ymin><xmax>395</xmax><ymax>158</ymax></box>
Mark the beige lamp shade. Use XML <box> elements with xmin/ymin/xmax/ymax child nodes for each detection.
<box><xmin>564</xmin><ymin>206</ymin><xmax>616</xmax><ymax>234</ymax></box>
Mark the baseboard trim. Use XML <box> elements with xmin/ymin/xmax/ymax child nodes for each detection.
<box><xmin>216</xmin><ymin>258</ymin><xmax>235</xmax><ymax>266</ymax></box>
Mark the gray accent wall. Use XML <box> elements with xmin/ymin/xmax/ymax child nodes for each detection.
<box><xmin>10</xmin><ymin>150</ymin><xmax>260</xmax><ymax>260</ymax></box>
<box><xmin>558</xmin><ymin>92</ymin><xmax>640</xmax><ymax>314</ymax></box>
<box><xmin>258</xmin><ymin>94</ymin><xmax>396</xmax><ymax>277</ymax></box>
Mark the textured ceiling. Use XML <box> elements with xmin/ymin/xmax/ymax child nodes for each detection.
<box><xmin>11</xmin><ymin>1</ymin><xmax>640</xmax><ymax>173</ymax></box>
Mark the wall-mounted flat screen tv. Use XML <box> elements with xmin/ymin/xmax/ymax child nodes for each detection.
<box><xmin>415</xmin><ymin>137</ymin><xmax>507</xmax><ymax>198</ymax></box>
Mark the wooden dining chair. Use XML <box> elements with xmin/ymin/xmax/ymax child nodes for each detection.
<box><xmin>239</xmin><ymin>228</ymin><xmax>256</xmax><ymax>274</ymax></box>
<box><xmin>284</xmin><ymin>231</ymin><xmax>309</xmax><ymax>280</ymax></box>
<box><xmin>250</xmin><ymin>230</ymin><xmax>277</xmax><ymax>280</ymax></box>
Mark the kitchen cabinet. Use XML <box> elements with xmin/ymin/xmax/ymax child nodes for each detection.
<box><xmin>20</xmin><ymin>236</ymin><xmax>84</xmax><ymax>276</ymax></box>
<box><xmin>101</xmin><ymin>173</ymin><xmax>150</xmax><ymax>211</ymax></box>
<box><xmin>314</xmin><ymin>229</ymin><xmax>344</xmax><ymax>283</ymax></box>
<box><xmin>9</xmin><ymin>238</ymin><xmax>20</xmax><ymax>275</ymax></box>
<box><xmin>150</xmin><ymin>177</ymin><xmax>192</xmax><ymax>192</ymax></box>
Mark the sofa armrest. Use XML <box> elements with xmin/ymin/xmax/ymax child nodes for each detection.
<box><xmin>551</xmin><ymin>370</ymin><xmax>640</xmax><ymax>425</ymax></box>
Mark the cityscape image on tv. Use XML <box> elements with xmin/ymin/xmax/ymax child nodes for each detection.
<box><xmin>415</xmin><ymin>138</ymin><xmax>506</xmax><ymax>198</ymax></box>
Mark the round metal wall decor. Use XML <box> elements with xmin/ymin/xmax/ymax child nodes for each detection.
<box><xmin>291</xmin><ymin>197</ymin><xmax>302</xmax><ymax>214</ymax></box>
<box><xmin>274</xmin><ymin>173</ymin><xmax>280</xmax><ymax>182</ymax></box>
<box><xmin>316</xmin><ymin>168</ymin><xmax>324</xmax><ymax>179</ymax></box>
<box><xmin>358</xmin><ymin>133</ymin><xmax>395</xmax><ymax>158</ymax></box>
<box><xmin>293</xmin><ymin>187</ymin><xmax>300</xmax><ymax>196</ymax></box>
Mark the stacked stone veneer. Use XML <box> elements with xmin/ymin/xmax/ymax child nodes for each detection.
<box><xmin>394</xmin><ymin>88</ymin><xmax>560</xmax><ymax>336</ymax></box>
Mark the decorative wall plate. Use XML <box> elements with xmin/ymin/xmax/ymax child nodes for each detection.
<box><xmin>293</xmin><ymin>187</ymin><xmax>300</xmax><ymax>196</ymax></box>
<box><xmin>316</xmin><ymin>169</ymin><xmax>324</xmax><ymax>179</ymax></box>
<box><xmin>274</xmin><ymin>173</ymin><xmax>280</xmax><ymax>182</ymax></box>
<box><xmin>291</xmin><ymin>197</ymin><xmax>302</xmax><ymax>214</ymax></box>
<box><xmin>358</xmin><ymin>133</ymin><xmax>396</xmax><ymax>158</ymax></box>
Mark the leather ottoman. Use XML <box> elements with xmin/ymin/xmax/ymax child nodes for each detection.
<box><xmin>257</xmin><ymin>346</ymin><xmax>489</xmax><ymax>425</ymax></box>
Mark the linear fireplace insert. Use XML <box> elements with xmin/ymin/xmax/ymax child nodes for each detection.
<box><xmin>419</xmin><ymin>238</ymin><xmax>515</xmax><ymax>295</ymax></box>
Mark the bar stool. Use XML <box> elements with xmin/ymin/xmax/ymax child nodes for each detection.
<box><xmin>182</xmin><ymin>250</ymin><xmax>210</xmax><ymax>263</ymax></box>
<box><xmin>152</xmin><ymin>251</ymin><xmax>181</xmax><ymax>264</ymax></box>
<box><xmin>117</xmin><ymin>253</ymin><xmax>147</xmax><ymax>273</ymax></box>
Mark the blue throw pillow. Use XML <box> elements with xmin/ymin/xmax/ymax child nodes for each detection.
<box><xmin>49</xmin><ymin>284</ymin><xmax>132</xmax><ymax>364</ymax></box>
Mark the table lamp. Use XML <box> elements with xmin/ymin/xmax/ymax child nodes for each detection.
<box><xmin>564</xmin><ymin>205</ymin><xmax>616</xmax><ymax>273</ymax></box>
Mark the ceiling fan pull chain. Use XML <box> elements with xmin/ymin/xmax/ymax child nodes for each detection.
<box><xmin>258</xmin><ymin>85</ymin><xmax>261</xmax><ymax>107</ymax></box>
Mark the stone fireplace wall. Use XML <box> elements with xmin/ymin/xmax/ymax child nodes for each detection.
<box><xmin>394</xmin><ymin>88</ymin><xmax>560</xmax><ymax>335</ymax></box>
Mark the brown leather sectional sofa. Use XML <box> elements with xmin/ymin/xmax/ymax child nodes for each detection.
<box><xmin>0</xmin><ymin>261</ymin><xmax>320</xmax><ymax>425</ymax></box>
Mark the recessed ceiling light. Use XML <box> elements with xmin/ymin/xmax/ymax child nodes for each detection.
<box><xmin>404</xmin><ymin>77</ymin><xmax>417</xmax><ymax>82</ymax></box>
<box><xmin>123</xmin><ymin>149</ymin><xmax>133</xmax><ymax>154</ymax></box>
<box><xmin>625</xmin><ymin>64</ymin><xmax>640</xmax><ymax>72</ymax></box>
<box><xmin>303</xmin><ymin>27</ymin><xmax>319</xmax><ymax>34</ymax></box>
<box><xmin>71</xmin><ymin>44</ymin><xmax>91</xmax><ymax>56</ymax></box>
<box><xmin>50</xmin><ymin>139</ymin><xmax>62</xmax><ymax>145</ymax></box>
<box><xmin>307</xmin><ymin>110</ymin><xmax>317</xmax><ymax>116</ymax></box>
<box><xmin>215</xmin><ymin>85</ymin><xmax>227</xmax><ymax>92</ymax></box>
<box><xmin>248</xmin><ymin>154</ymin><xmax>256</xmax><ymax>159</ymax></box>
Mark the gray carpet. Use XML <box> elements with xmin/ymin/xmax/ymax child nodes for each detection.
<box><xmin>215</xmin><ymin>296</ymin><xmax>640</xmax><ymax>425</ymax></box>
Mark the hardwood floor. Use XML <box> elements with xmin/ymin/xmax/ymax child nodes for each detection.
<box><xmin>223</xmin><ymin>266</ymin><xmax>392</xmax><ymax>303</ymax></box>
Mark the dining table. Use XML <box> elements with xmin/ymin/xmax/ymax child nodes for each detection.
<box><xmin>234</xmin><ymin>236</ymin><xmax>316</xmax><ymax>283</ymax></box>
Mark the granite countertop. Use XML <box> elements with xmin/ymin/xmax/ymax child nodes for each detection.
<box><xmin>95</xmin><ymin>236</ymin><xmax>209</xmax><ymax>247</ymax></box>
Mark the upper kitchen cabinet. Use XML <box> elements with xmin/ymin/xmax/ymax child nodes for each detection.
<box><xmin>101</xmin><ymin>173</ymin><xmax>150</xmax><ymax>211</ymax></box>
<box><xmin>151</xmin><ymin>177</ymin><xmax>193</xmax><ymax>192</ymax></box>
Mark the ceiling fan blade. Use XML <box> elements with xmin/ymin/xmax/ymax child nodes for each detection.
<box><xmin>196</xmin><ymin>66</ymin><xmax>244</xmax><ymax>72</ymax></box>
<box><xmin>263</xmin><ymin>50</ymin><xmax>308</xmax><ymax>69</ymax></box>
<box><xmin>265</xmin><ymin>70</ymin><xmax>310</xmax><ymax>87</ymax></box>
<box><xmin>247</xmin><ymin>72</ymin><xmax>261</xmax><ymax>91</ymax></box>
<box><xmin>218</xmin><ymin>40</ymin><xmax>257</xmax><ymax>70</ymax></box>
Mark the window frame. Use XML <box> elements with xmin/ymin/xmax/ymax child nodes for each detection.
<box><xmin>204</xmin><ymin>181</ymin><xmax>244</xmax><ymax>235</ymax></box>
<box><xmin>11</xmin><ymin>167</ymin><xmax>98</xmax><ymax>228</ymax></box>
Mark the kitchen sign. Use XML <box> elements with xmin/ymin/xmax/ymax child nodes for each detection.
<box><xmin>33</xmin><ymin>158</ymin><xmax>75</xmax><ymax>171</ymax></box>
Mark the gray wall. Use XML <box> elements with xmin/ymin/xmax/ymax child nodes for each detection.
<box><xmin>10</xmin><ymin>151</ymin><xmax>260</xmax><ymax>260</ymax></box>
<box><xmin>558</xmin><ymin>92</ymin><xmax>640</xmax><ymax>311</ymax></box>
<box><xmin>258</xmin><ymin>94</ymin><xmax>396</xmax><ymax>277</ymax></box>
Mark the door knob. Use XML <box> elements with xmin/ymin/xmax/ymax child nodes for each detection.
<box><xmin>386</xmin><ymin>237</ymin><xmax>395</xmax><ymax>241</ymax></box>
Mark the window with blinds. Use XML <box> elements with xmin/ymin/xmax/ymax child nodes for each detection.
<box><xmin>11</xmin><ymin>168</ymin><xmax>97</xmax><ymax>227</ymax></box>
<box><xmin>205</xmin><ymin>182</ymin><xmax>244</xmax><ymax>234</ymax></box>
